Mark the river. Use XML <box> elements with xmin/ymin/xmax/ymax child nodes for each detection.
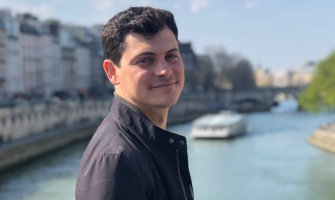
<box><xmin>1</xmin><ymin>100</ymin><xmax>335</xmax><ymax>200</ymax></box>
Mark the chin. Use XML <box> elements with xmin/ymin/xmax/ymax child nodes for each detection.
<box><xmin>156</xmin><ymin>96</ymin><xmax>180</xmax><ymax>107</ymax></box>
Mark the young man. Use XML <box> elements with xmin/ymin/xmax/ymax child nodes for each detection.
<box><xmin>76</xmin><ymin>7</ymin><xmax>194</xmax><ymax>200</ymax></box>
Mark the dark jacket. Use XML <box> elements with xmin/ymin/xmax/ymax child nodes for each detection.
<box><xmin>76</xmin><ymin>96</ymin><xmax>194</xmax><ymax>200</ymax></box>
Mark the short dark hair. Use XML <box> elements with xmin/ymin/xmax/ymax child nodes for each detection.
<box><xmin>101</xmin><ymin>7</ymin><xmax>178</xmax><ymax>66</ymax></box>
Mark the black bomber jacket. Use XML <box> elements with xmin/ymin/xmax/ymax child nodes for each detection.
<box><xmin>76</xmin><ymin>96</ymin><xmax>194</xmax><ymax>200</ymax></box>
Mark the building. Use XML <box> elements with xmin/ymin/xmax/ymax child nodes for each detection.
<box><xmin>89</xmin><ymin>25</ymin><xmax>105</xmax><ymax>91</ymax></box>
<box><xmin>46</xmin><ymin>21</ymin><xmax>62</xmax><ymax>92</ymax></box>
<box><xmin>75</xmin><ymin>44</ymin><xmax>91</xmax><ymax>91</ymax></box>
<box><xmin>0</xmin><ymin>9</ymin><xmax>21</xmax><ymax>97</ymax></box>
<box><xmin>0</xmin><ymin>17</ymin><xmax>6</xmax><ymax>97</ymax></box>
<box><xmin>179</xmin><ymin>42</ymin><xmax>197</xmax><ymax>71</ymax></box>
<box><xmin>290</xmin><ymin>61</ymin><xmax>316</xmax><ymax>87</ymax></box>
<box><xmin>254</xmin><ymin>67</ymin><xmax>274</xmax><ymax>88</ymax></box>
<box><xmin>0</xmin><ymin>9</ymin><xmax>165</xmax><ymax>100</ymax></box>
<box><xmin>18</xmin><ymin>13</ymin><xmax>51</xmax><ymax>96</ymax></box>
<box><xmin>270</xmin><ymin>62</ymin><xmax>316</xmax><ymax>88</ymax></box>
<box><xmin>179</xmin><ymin>42</ymin><xmax>199</xmax><ymax>89</ymax></box>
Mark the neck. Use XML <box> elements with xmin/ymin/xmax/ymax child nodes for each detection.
<box><xmin>114</xmin><ymin>94</ymin><xmax>169</xmax><ymax>129</ymax></box>
<box><xmin>142</xmin><ymin>108</ymin><xmax>169</xmax><ymax>129</ymax></box>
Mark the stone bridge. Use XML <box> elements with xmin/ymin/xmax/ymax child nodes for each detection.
<box><xmin>221</xmin><ymin>86</ymin><xmax>305</xmax><ymax>103</ymax></box>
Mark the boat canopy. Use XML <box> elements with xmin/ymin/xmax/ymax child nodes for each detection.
<box><xmin>193</xmin><ymin>112</ymin><xmax>243</xmax><ymax>127</ymax></box>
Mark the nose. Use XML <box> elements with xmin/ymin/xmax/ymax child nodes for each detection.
<box><xmin>155</xmin><ymin>59</ymin><xmax>171</xmax><ymax>77</ymax></box>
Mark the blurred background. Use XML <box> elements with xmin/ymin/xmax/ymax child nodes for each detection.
<box><xmin>0</xmin><ymin>0</ymin><xmax>335</xmax><ymax>200</ymax></box>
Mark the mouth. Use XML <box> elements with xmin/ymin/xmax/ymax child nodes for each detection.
<box><xmin>150</xmin><ymin>81</ymin><xmax>177</xmax><ymax>89</ymax></box>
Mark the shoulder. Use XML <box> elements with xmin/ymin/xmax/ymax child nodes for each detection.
<box><xmin>79</xmin><ymin>114</ymin><xmax>153</xmax><ymax>179</ymax></box>
<box><xmin>76</xmin><ymin>152</ymin><xmax>152</xmax><ymax>200</ymax></box>
<box><xmin>79</xmin><ymin>151</ymin><xmax>141</xmax><ymax>181</ymax></box>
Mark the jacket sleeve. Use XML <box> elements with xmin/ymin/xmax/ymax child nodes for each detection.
<box><xmin>76</xmin><ymin>153</ymin><xmax>150</xmax><ymax>200</ymax></box>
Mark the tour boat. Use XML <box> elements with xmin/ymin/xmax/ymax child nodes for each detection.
<box><xmin>190</xmin><ymin>111</ymin><xmax>247</xmax><ymax>139</ymax></box>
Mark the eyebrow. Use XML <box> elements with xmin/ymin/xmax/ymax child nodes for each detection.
<box><xmin>166</xmin><ymin>48</ymin><xmax>179</xmax><ymax>54</ymax></box>
<box><xmin>135</xmin><ymin>51</ymin><xmax>155</xmax><ymax>58</ymax></box>
<box><xmin>135</xmin><ymin>48</ymin><xmax>179</xmax><ymax>57</ymax></box>
<box><xmin>132</xmin><ymin>48</ymin><xmax>180</xmax><ymax>63</ymax></box>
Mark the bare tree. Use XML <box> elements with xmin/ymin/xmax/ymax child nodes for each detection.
<box><xmin>207</xmin><ymin>46</ymin><xmax>255</xmax><ymax>90</ymax></box>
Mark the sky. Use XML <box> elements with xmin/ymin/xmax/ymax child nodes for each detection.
<box><xmin>0</xmin><ymin>0</ymin><xmax>335</xmax><ymax>70</ymax></box>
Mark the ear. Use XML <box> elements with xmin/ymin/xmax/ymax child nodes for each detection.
<box><xmin>103</xmin><ymin>59</ymin><xmax>120</xmax><ymax>85</ymax></box>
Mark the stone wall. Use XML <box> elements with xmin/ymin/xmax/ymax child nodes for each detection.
<box><xmin>0</xmin><ymin>122</ymin><xmax>98</xmax><ymax>173</ymax></box>
<box><xmin>0</xmin><ymin>100</ymin><xmax>111</xmax><ymax>142</ymax></box>
<box><xmin>0</xmin><ymin>93</ymin><xmax>221</xmax><ymax>143</ymax></box>
<box><xmin>0</xmin><ymin>95</ymin><xmax>218</xmax><ymax>173</ymax></box>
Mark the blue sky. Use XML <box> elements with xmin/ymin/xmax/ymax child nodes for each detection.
<box><xmin>0</xmin><ymin>0</ymin><xmax>334</xmax><ymax>70</ymax></box>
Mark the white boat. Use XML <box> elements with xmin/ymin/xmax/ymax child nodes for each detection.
<box><xmin>190</xmin><ymin>111</ymin><xmax>247</xmax><ymax>139</ymax></box>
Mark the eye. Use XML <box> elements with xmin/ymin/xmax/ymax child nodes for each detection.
<box><xmin>165</xmin><ymin>54</ymin><xmax>179</xmax><ymax>62</ymax></box>
<box><xmin>135</xmin><ymin>57</ymin><xmax>154</xmax><ymax>66</ymax></box>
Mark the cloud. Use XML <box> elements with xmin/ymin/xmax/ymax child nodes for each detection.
<box><xmin>244</xmin><ymin>0</ymin><xmax>257</xmax><ymax>10</ymax></box>
<box><xmin>190</xmin><ymin>0</ymin><xmax>209</xmax><ymax>13</ymax></box>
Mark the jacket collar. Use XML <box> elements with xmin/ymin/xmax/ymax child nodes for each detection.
<box><xmin>110</xmin><ymin>95</ymin><xmax>187</xmax><ymax>151</ymax></box>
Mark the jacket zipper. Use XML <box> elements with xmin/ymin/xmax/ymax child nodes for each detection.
<box><xmin>176</xmin><ymin>150</ymin><xmax>188</xmax><ymax>200</ymax></box>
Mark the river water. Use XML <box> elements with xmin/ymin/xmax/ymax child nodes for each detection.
<box><xmin>1</xmin><ymin>100</ymin><xmax>335</xmax><ymax>200</ymax></box>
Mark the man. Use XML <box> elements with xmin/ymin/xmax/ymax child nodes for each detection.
<box><xmin>76</xmin><ymin>7</ymin><xmax>194</xmax><ymax>200</ymax></box>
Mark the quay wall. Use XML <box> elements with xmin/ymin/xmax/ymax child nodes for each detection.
<box><xmin>308</xmin><ymin>122</ymin><xmax>335</xmax><ymax>153</ymax></box>
<box><xmin>0</xmin><ymin>100</ymin><xmax>111</xmax><ymax>143</ymax></box>
<box><xmin>0</xmin><ymin>90</ymin><xmax>277</xmax><ymax>173</ymax></box>
<box><xmin>0</xmin><ymin>94</ymin><xmax>218</xmax><ymax>143</ymax></box>
<box><xmin>0</xmin><ymin>122</ymin><xmax>99</xmax><ymax>173</ymax></box>
<box><xmin>0</xmin><ymin>95</ymin><xmax>216</xmax><ymax>173</ymax></box>
<box><xmin>0</xmin><ymin>100</ymin><xmax>111</xmax><ymax>173</ymax></box>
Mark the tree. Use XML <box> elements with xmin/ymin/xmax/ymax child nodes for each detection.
<box><xmin>196</xmin><ymin>55</ymin><xmax>216</xmax><ymax>90</ymax></box>
<box><xmin>208</xmin><ymin>47</ymin><xmax>255</xmax><ymax>90</ymax></box>
<box><xmin>226</xmin><ymin>59</ymin><xmax>255</xmax><ymax>90</ymax></box>
<box><xmin>299</xmin><ymin>52</ymin><xmax>335</xmax><ymax>112</ymax></box>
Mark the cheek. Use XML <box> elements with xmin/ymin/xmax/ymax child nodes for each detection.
<box><xmin>175</xmin><ymin>64</ymin><xmax>185</xmax><ymax>79</ymax></box>
<box><xmin>178</xmin><ymin>67</ymin><xmax>185</xmax><ymax>87</ymax></box>
<box><xmin>177</xmin><ymin>60</ymin><xmax>184</xmax><ymax>73</ymax></box>
<box><xmin>132</xmin><ymin>71</ymin><xmax>150</xmax><ymax>89</ymax></box>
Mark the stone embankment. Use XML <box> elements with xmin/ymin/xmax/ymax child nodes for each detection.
<box><xmin>308</xmin><ymin>122</ymin><xmax>335</xmax><ymax>153</ymax></box>
<box><xmin>0</xmin><ymin>95</ymin><xmax>215</xmax><ymax>173</ymax></box>
<box><xmin>0</xmin><ymin>100</ymin><xmax>111</xmax><ymax>173</ymax></box>
<box><xmin>0</xmin><ymin>100</ymin><xmax>111</xmax><ymax>142</ymax></box>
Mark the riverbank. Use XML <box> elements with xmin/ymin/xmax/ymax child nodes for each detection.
<box><xmin>0</xmin><ymin>109</ymin><xmax>206</xmax><ymax>174</ymax></box>
<box><xmin>2</xmin><ymin>110</ymin><xmax>335</xmax><ymax>200</ymax></box>
<box><xmin>0</xmin><ymin>90</ymin><xmax>274</xmax><ymax>173</ymax></box>
<box><xmin>308</xmin><ymin>121</ymin><xmax>335</xmax><ymax>153</ymax></box>
<box><xmin>0</xmin><ymin>121</ymin><xmax>99</xmax><ymax>173</ymax></box>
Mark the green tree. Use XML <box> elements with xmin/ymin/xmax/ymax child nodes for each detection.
<box><xmin>299</xmin><ymin>52</ymin><xmax>335</xmax><ymax>112</ymax></box>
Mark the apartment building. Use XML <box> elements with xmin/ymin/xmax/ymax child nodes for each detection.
<box><xmin>0</xmin><ymin>9</ymin><xmax>21</xmax><ymax>97</ymax></box>
<box><xmin>0</xmin><ymin>9</ymin><xmax>203</xmax><ymax>99</ymax></box>
<box><xmin>254</xmin><ymin>67</ymin><xmax>274</xmax><ymax>88</ymax></box>
<box><xmin>18</xmin><ymin>13</ymin><xmax>54</xmax><ymax>96</ymax></box>
<box><xmin>0</xmin><ymin>19</ymin><xmax>6</xmax><ymax>97</ymax></box>
<box><xmin>290</xmin><ymin>61</ymin><xmax>316</xmax><ymax>87</ymax></box>
<box><xmin>255</xmin><ymin>61</ymin><xmax>316</xmax><ymax>89</ymax></box>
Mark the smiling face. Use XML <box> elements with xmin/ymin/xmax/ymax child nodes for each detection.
<box><xmin>104</xmin><ymin>26</ymin><xmax>184</xmax><ymax>114</ymax></box>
